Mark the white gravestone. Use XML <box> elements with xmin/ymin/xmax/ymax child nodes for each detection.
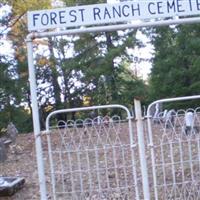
<box><xmin>165</xmin><ymin>109</ymin><xmax>176</xmax><ymax>128</ymax></box>
<box><xmin>185</xmin><ymin>112</ymin><xmax>194</xmax><ymax>135</ymax></box>
<box><xmin>6</xmin><ymin>122</ymin><xmax>18</xmax><ymax>143</ymax></box>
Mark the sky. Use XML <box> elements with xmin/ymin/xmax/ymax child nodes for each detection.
<box><xmin>132</xmin><ymin>31</ymin><xmax>154</xmax><ymax>80</ymax></box>
<box><xmin>106</xmin><ymin>0</ymin><xmax>154</xmax><ymax>80</ymax></box>
<box><xmin>0</xmin><ymin>5</ymin><xmax>14</xmax><ymax>57</ymax></box>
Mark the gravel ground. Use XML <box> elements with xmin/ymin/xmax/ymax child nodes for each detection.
<box><xmin>0</xmin><ymin>134</ymin><xmax>40</xmax><ymax>200</ymax></box>
<box><xmin>1</xmin><ymin>119</ymin><xmax>200</xmax><ymax>200</ymax></box>
<box><xmin>0</xmin><ymin>122</ymin><xmax>141</xmax><ymax>200</ymax></box>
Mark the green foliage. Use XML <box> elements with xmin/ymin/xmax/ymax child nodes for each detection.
<box><xmin>0</xmin><ymin>57</ymin><xmax>32</xmax><ymax>133</ymax></box>
<box><xmin>149</xmin><ymin>24</ymin><xmax>200</xmax><ymax>107</ymax></box>
<box><xmin>1</xmin><ymin>0</ymin><xmax>148</xmax><ymax>132</ymax></box>
<box><xmin>66</xmin><ymin>29</ymin><xmax>146</xmax><ymax>108</ymax></box>
<box><xmin>0</xmin><ymin>0</ymin><xmax>52</xmax><ymax>133</ymax></box>
<box><xmin>0</xmin><ymin>106</ymin><xmax>32</xmax><ymax>134</ymax></box>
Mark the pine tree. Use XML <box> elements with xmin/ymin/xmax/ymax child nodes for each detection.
<box><xmin>149</xmin><ymin>24</ymin><xmax>200</xmax><ymax>108</ymax></box>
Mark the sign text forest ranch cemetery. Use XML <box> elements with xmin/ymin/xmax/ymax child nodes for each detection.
<box><xmin>28</xmin><ymin>0</ymin><xmax>200</xmax><ymax>31</ymax></box>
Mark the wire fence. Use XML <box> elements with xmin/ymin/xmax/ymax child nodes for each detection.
<box><xmin>44</xmin><ymin>105</ymin><xmax>142</xmax><ymax>200</ymax></box>
<box><xmin>43</xmin><ymin>97</ymin><xmax>200</xmax><ymax>199</ymax></box>
<box><xmin>147</xmin><ymin>97</ymin><xmax>200</xmax><ymax>200</ymax></box>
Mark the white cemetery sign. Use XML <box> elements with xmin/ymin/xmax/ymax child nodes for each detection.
<box><xmin>28</xmin><ymin>0</ymin><xmax>200</xmax><ymax>31</ymax></box>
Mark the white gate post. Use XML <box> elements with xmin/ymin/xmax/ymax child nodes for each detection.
<box><xmin>134</xmin><ymin>99</ymin><xmax>150</xmax><ymax>200</ymax></box>
<box><xmin>26</xmin><ymin>36</ymin><xmax>47</xmax><ymax>200</ymax></box>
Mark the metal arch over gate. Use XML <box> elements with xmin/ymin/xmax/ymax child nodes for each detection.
<box><xmin>26</xmin><ymin>1</ymin><xmax>200</xmax><ymax>200</ymax></box>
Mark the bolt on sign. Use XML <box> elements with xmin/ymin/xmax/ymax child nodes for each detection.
<box><xmin>28</xmin><ymin>0</ymin><xmax>200</xmax><ymax>31</ymax></box>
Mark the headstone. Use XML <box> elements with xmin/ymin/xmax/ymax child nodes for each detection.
<box><xmin>103</xmin><ymin>115</ymin><xmax>110</xmax><ymax>126</ymax></box>
<box><xmin>185</xmin><ymin>111</ymin><xmax>194</xmax><ymax>135</ymax></box>
<box><xmin>153</xmin><ymin>103</ymin><xmax>159</xmax><ymax>117</ymax></box>
<box><xmin>162</xmin><ymin>109</ymin><xmax>168</xmax><ymax>120</ymax></box>
<box><xmin>165</xmin><ymin>109</ymin><xmax>176</xmax><ymax>128</ymax></box>
<box><xmin>89</xmin><ymin>111</ymin><xmax>96</xmax><ymax>119</ymax></box>
<box><xmin>0</xmin><ymin>177</ymin><xmax>25</xmax><ymax>196</ymax></box>
<box><xmin>0</xmin><ymin>141</ymin><xmax>7</xmax><ymax>162</ymax></box>
<box><xmin>153</xmin><ymin>103</ymin><xmax>160</xmax><ymax>123</ymax></box>
<box><xmin>185</xmin><ymin>112</ymin><xmax>194</xmax><ymax>127</ymax></box>
<box><xmin>6</xmin><ymin>122</ymin><xmax>18</xmax><ymax>143</ymax></box>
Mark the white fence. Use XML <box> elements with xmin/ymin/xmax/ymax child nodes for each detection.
<box><xmin>146</xmin><ymin>95</ymin><xmax>200</xmax><ymax>199</ymax></box>
<box><xmin>42</xmin><ymin>95</ymin><xmax>200</xmax><ymax>199</ymax></box>
<box><xmin>45</xmin><ymin>104</ymin><xmax>145</xmax><ymax>200</ymax></box>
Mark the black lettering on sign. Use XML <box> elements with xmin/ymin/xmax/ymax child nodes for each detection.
<box><xmin>167</xmin><ymin>0</ymin><xmax>176</xmax><ymax>13</ymax></box>
<box><xmin>148</xmin><ymin>2</ymin><xmax>156</xmax><ymax>14</ymax></box>
<box><xmin>122</xmin><ymin>5</ymin><xmax>130</xmax><ymax>17</ymax></box>
<box><xmin>188</xmin><ymin>0</ymin><xmax>192</xmax><ymax>11</ymax></box>
<box><xmin>113</xmin><ymin>6</ymin><xmax>121</xmax><ymax>18</ymax></box>
<box><xmin>50</xmin><ymin>12</ymin><xmax>57</xmax><ymax>25</ymax></box>
<box><xmin>33</xmin><ymin>14</ymin><xmax>40</xmax><ymax>26</ymax></box>
<box><xmin>157</xmin><ymin>2</ymin><xmax>164</xmax><ymax>14</ymax></box>
<box><xmin>104</xmin><ymin>7</ymin><xmax>111</xmax><ymax>19</ymax></box>
<box><xmin>69</xmin><ymin>10</ymin><xmax>77</xmax><ymax>22</ymax></box>
<box><xmin>196</xmin><ymin>0</ymin><xmax>200</xmax><ymax>10</ymax></box>
<box><xmin>41</xmin><ymin>13</ymin><xmax>49</xmax><ymax>25</ymax></box>
<box><xmin>79</xmin><ymin>9</ymin><xmax>85</xmax><ymax>21</ymax></box>
<box><xmin>177</xmin><ymin>0</ymin><xmax>185</xmax><ymax>12</ymax></box>
<box><xmin>93</xmin><ymin>7</ymin><xmax>101</xmax><ymax>20</ymax></box>
<box><xmin>131</xmin><ymin>3</ymin><xmax>140</xmax><ymax>16</ymax></box>
<box><xmin>59</xmin><ymin>11</ymin><xmax>66</xmax><ymax>24</ymax></box>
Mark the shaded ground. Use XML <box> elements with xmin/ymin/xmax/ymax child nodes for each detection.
<box><xmin>0</xmin><ymin>134</ymin><xmax>40</xmax><ymax>200</ymax></box>
<box><xmin>0</xmin><ymin>123</ymin><xmax>140</xmax><ymax>200</ymax></box>
<box><xmin>1</xmin><ymin>118</ymin><xmax>200</xmax><ymax>199</ymax></box>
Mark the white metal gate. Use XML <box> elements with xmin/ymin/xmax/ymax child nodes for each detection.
<box><xmin>146</xmin><ymin>95</ymin><xmax>200</xmax><ymax>199</ymax></box>
<box><xmin>45</xmin><ymin>104</ymin><xmax>143</xmax><ymax>200</ymax></box>
<box><xmin>44</xmin><ymin>96</ymin><xmax>200</xmax><ymax>200</ymax></box>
